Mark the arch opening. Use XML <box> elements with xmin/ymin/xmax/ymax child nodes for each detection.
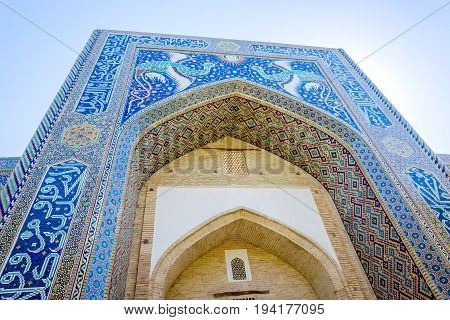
<box><xmin>152</xmin><ymin>209</ymin><xmax>346</xmax><ymax>300</ymax></box>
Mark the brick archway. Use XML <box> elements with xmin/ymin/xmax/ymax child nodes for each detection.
<box><xmin>148</xmin><ymin>208</ymin><xmax>350</xmax><ymax>300</ymax></box>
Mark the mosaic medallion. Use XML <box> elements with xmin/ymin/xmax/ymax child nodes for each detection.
<box><xmin>62</xmin><ymin>124</ymin><xmax>99</xmax><ymax>148</ymax></box>
<box><xmin>217</xmin><ymin>40</ymin><xmax>240</xmax><ymax>52</ymax></box>
<box><xmin>382</xmin><ymin>136</ymin><xmax>414</xmax><ymax>158</ymax></box>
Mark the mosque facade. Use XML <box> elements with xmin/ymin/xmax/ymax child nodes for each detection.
<box><xmin>0</xmin><ymin>30</ymin><xmax>448</xmax><ymax>300</ymax></box>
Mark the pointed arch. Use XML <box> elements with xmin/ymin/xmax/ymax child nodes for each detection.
<box><xmin>149</xmin><ymin>208</ymin><xmax>349</xmax><ymax>300</ymax></box>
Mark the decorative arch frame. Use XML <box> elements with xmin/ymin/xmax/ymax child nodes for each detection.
<box><xmin>0</xmin><ymin>30</ymin><xmax>447</xmax><ymax>301</ymax></box>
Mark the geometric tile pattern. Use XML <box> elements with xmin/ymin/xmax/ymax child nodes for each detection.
<box><xmin>129</xmin><ymin>97</ymin><xmax>434</xmax><ymax>299</ymax></box>
<box><xmin>0</xmin><ymin>160</ymin><xmax>87</xmax><ymax>299</ymax></box>
<box><xmin>0</xmin><ymin>173</ymin><xmax>12</xmax><ymax>188</ymax></box>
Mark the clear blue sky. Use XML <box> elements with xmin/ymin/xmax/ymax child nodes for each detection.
<box><xmin>0</xmin><ymin>0</ymin><xmax>449</xmax><ymax>156</ymax></box>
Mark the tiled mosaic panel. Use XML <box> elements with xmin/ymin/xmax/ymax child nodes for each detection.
<box><xmin>124</xmin><ymin>49</ymin><xmax>357</xmax><ymax>129</ymax></box>
<box><xmin>0</xmin><ymin>160</ymin><xmax>87</xmax><ymax>299</ymax></box>
<box><xmin>74</xmin><ymin>34</ymin><xmax>391</xmax><ymax>130</ymax></box>
<box><xmin>76</xmin><ymin>34</ymin><xmax>208</xmax><ymax>116</ymax></box>
<box><xmin>106</xmin><ymin>155</ymin><xmax>140</xmax><ymax>300</ymax></box>
<box><xmin>129</xmin><ymin>97</ymin><xmax>434</xmax><ymax>300</ymax></box>
<box><xmin>249</xmin><ymin>44</ymin><xmax>392</xmax><ymax>128</ymax></box>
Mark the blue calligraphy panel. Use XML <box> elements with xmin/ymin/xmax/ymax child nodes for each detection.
<box><xmin>407</xmin><ymin>167</ymin><xmax>450</xmax><ymax>233</ymax></box>
<box><xmin>0</xmin><ymin>160</ymin><xmax>87</xmax><ymax>300</ymax></box>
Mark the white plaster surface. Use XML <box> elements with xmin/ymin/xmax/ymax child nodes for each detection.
<box><xmin>151</xmin><ymin>186</ymin><xmax>339</xmax><ymax>272</ymax></box>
